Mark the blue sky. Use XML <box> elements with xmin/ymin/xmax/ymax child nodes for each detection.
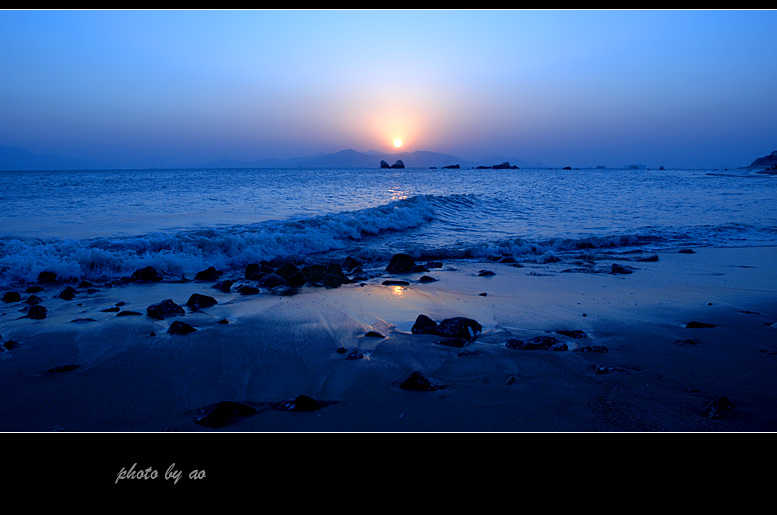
<box><xmin>1</xmin><ymin>9</ymin><xmax>775</xmax><ymax>168</ymax></box>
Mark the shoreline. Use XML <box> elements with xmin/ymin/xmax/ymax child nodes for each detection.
<box><xmin>1</xmin><ymin>245</ymin><xmax>776</xmax><ymax>432</ymax></box>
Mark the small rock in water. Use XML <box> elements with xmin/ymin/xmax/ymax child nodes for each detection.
<box><xmin>434</xmin><ymin>317</ymin><xmax>482</xmax><ymax>340</ymax></box>
<box><xmin>382</xmin><ymin>280</ymin><xmax>410</xmax><ymax>286</ymax></box>
<box><xmin>213</xmin><ymin>280</ymin><xmax>234</xmax><ymax>293</ymax></box>
<box><xmin>258</xmin><ymin>273</ymin><xmax>288</xmax><ymax>289</ymax></box>
<box><xmin>609</xmin><ymin>263</ymin><xmax>633</xmax><ymax>275</ymax></box>
<box><xmin>193</xmin><ymin>401</ymin><xmax>257</xmax><ymax>428</ymax></box>
<box><xmin>555</xmin><ymin>329</ymin><xmax>588</xmax><ymax>338</ymax></box>
<box><xmin>131</xmin><ymin>266</ymin><xmax>163</xmax><ymax>283</ymax></box>
<box><xmin>399</xmin><ymin>371</ymin><xmax>438</xmax><ymax>391</ymax></box>
<box><xmin>194</xmin><ymin>266</ymin><xmax>222</xmax><ymax>281</ymax></box>
<box><xmin>116</xmin><ymin>310</ymin><xmax>142</xmax><ymax>316</ymax></box>
<box><xmin>478</xmin><ymin>270</ymin><xmax>495</xmax><ymax>277</ymax></box>
<box><xmin>506</xmin><ymin>335</ymin><xmax>563</xmax><ymax>351</ymax></box>
<box><xmin>363</xmin><ymin>331</ymin><xmax>385</xmax><ymax>338</ymax></box>
<box><xmin>686</xmin><ymin>321</ymin><xmax>716</xmax><ymax>328</ymax></box>
<box><xmin>418</xmin><ymin>275</ymin><xmax>437</xmax><ymax>283</ymax></box>
<box><xmin>345</xmin><ymin>349</ymin><xmax>364</xmax><ymax>360</ymax></box>
<box><xmin>37</xmin><ymin>271</ymin><xmax>57</xmax><ymax>284</ymax></box>
<box><xmin>277</xmin><ymin>394</ymin><xmax>321</xmax><ymax>412</ymax></box>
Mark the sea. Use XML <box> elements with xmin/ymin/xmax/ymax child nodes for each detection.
<box><xmin>1</xmin><ymin>166</ymin><xmax>775</xmax><ymax>289</ymax></box>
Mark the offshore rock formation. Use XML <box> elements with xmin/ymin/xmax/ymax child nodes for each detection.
<box><xmin>380</xmin><ymin>159</ymin><xmax>405</xmax><ymax>169</ymax></box>
<box><xmin>748</xmin><ymin>150</ymin><xmax>777</xmax><ymax>169</ymax></box>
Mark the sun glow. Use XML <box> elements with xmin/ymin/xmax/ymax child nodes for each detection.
<box><xmin>393</xmin><ymin>138</ymin><xmax>403</xmax><ymax>148</ymax></box>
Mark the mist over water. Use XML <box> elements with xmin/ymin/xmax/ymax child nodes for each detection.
<box><xmin>1</xmin><ymin>166</ymin><xmax>775</xmax><ymax>288</ymax></box>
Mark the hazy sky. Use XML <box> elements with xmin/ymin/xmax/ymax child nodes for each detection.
<box><xmin>1</xmin><ymin>9</ymin><xmax>775</xmax><ymax>168</ymax></box>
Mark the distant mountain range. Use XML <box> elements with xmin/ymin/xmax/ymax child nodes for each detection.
<box><xmin>0</xmin><ymin>144</ymin><xmax>533</xmax><ymax>171</ymax></box>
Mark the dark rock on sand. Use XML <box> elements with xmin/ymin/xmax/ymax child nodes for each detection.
<box><xmin>364</xmin><ymin>331</ymin><xmax>385</xmax><ymax>338</ymax></box>
<box><xmin>167</xmin><ymin>320</ymin><xmax>196</xmax><ymax>335</ymax></box>
<box><xmin>186</xmin><ymin>293</ymin><xmax>218</xmax><ymax>310</ymax></box>
<box><xmin>131</xmin><ymin>266</ymin><xmax>163</xmax><ymax>283</ymax></box>
<box><xmin>386</xmin><ymin>253</ymin><xmax>416</xmax><ymax>274</ymax></box>
<box><xmin>342</xmin><ymin>256</ymin><xmax>362</xmax><ymax>272</ymax></box>
<box><xmin>277</xmin><ymin>394</ymin><xmax>321</xmax><ymax>412</ymax></box>
<box><xmin>411</xmin><ymin>314</ymin><xmax>438</xmax><ymax>335</ymax></box>
<box><xmin>237</xmin><ymin>285</ymin><xmax>260</xmax><ymax>295</ymax></box>
<box><xmin>555</xmin><ymin>330</ymin><xmax>588</xmax><ymax>338</ymax></box>
<box><xmin>26</xmin><ymin>305</ymin><xmax>47</xmax><ymax>319</ymax></box>
<box><xmin>37</xmin><ymin>271</ymin><xmax>57</xmax><ymax>284</ymax></box>
<box><xmin>345</xmin><ymin>350</ymin><xmax>364</xmax><ymax>360</ymax></box>
<box><xmin>245</xmin><ymin>263</ymin><xmax>266</xmax><ymax>280</ymax></box>
<box><xmin>275</xmin><ymin>262</ymin><xmax>308</xmax><ymax>287</ymax></box>
<box><xmin>478</xmin><ymin>270</ymin><xmax>496</xmax><ymax>277</ymax></box>
<box><xmin>116</xmin><ymin>310</ymin><xmax>142</xmax><ymax>316</ymax></box>
<box><xmin>2</xmin><ymin>340</ymin><xmax>20</xmax><ymax>351</ymax></box>
<box><xmin>609</xmin><ymin>263</ymin><xmax>633</xmax><ymax>275</ymax></box>
<box><xmin>575</xmin><ymin>345</ymin><xmax>608</xmax><ymax>353</ymax></box>
<box><xmin>146</xmin><ymin>299</ymin><xmax>185</xmax><ymax>319</ymax></box>
<box><xmin>426</xmin><ymin>261</ymin><xmax>443</xmax><ymax>269</ymax></box>
<box><xmin>59</xmin><ymin>286</ymin><xmax>77</xmax><ymax>300</ymax></box>
<box><xmin>686</xmin><ymin>321</ymin><xmax>716</xmax><ymax>328</ymax></box>
<box><xmin>383</xmin><ymin>280</ymin><xmax>410</xmax><ymax>286</ymax></box>
<box><xmin>434</xmin><ymin>317</ymin><xmax>482</xmax><ymax>340</ymax></box>
<box><xmin>436</xmin><ymin>337</ymin><xmax>469</xmax><ymax>348</ymax></box>
<box><xmin>25</xmin><ymin>285</ymin><xmax>44</xmax><ymax>293</ymax></box>
<box><xmin>399</xmin><ymin>370</ymin><xmax>438</xmax><ymax>391</ymax></box>
<box><xmin>678</xmin><ymin>248</ymin><xmax>696</xmax><ymax>254</ymax></box>
<box><xmin>213</xmin><ymin>280</ymin><xmax>234</xmax><ymax>293</ymax></box>
<box><xmin>258</xmin><ymin>273</ymin><xmax>288</xmax><ymax>289</ymax></box>
<box><xmin>636</xmin><ymin>254</ymin><xmax>659</xmax><ymax>262</ymax></box>
<box><xmin>194</xmin><ymin>266</ymin><xmax>223</xmax><ymax>281</ymax></box>
<box><xmin>418</xmin><ymin>275</ymin><xmax>437</xmax><ymax>283</ymax></box>
<box><xmin>2</xmin><ymin>292</ymin><xmax>20</xmax><ymax>303</ymax></box>
<box><xmin>193</xmin><ymin>400</ymin><xmax>257</xmax><ymax>428</ymax></box>
<box><xmin>506</xmin><ymin>335</ymin><xmax>566</xmax><ymax>351</ymax></box>
<box><xmin>43</xmin><ymin>364</ymin><xmax>79</xmax><ymax>374</ymax></box>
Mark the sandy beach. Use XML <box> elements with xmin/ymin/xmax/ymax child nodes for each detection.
<box><xmin>1</xmin><ymin>245</ymin><xmax>775</xmax><ymax>433</ymax></box>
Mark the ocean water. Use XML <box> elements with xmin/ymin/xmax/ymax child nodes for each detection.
<box><xmin>1</xmin><ymin>166</ymin><xmax>775</xmax><ymax>288</ymax></box>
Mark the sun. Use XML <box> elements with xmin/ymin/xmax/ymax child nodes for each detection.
<box><xmin>393</xmin><ymin>138</ymin><xmax>403</xmax><ymax>149</ymax></box>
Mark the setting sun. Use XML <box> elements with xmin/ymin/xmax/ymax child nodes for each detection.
<box><xmin>393</xmin><ymin>138</ymin><xmax>403</xmax><ymax>148</ymax></box>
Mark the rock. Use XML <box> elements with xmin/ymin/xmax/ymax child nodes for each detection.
<box><xmin>705</xmin><ymin>396</ymin><xmax>733</xmax><ymax>419</ymax></box>
<box><xmin>609</xmin><ymin>263</ymin><xmax>633</xmax><ymax>275</ymax></box>
<box><xmin>2</xmin><ymin>292</ymin><xmax>20</xmax><ymax>303</ymax></box>
<box><xmin>2</xmin><ymin>340</ymin><xmax>20</xmax><ymax>351</ymax></box>
<box><xmin>399</xmin><ymin>370</ymin><xmax>437</xmax><ymax>391</ymax></box>
<box><xmin>193</xmin><ymin>401</ymin><xmax>257</xmax><ymax>428</ymax></box>
<box><xmin>593</xmin><ymin>364</ymin><xmax>629</xmax><ymax>374</ymax></box>
<box><xmin>476</xmin><ymin>161</ymin><xmax>518</xmax><ymax>170</ymax></box>
<box><xmin>275</xmin><ymin>262</ymin><xmax>307</xmax><ymax>287</ymax></box>
<box><xmin>382</xmin><ymin>280</ymin><xmax>410</xmax><ymax>286</ymax></box>
<box><xmin>391</xmin><ymin>160</ymin><xmax>405</xmax><ymax>169</ymax></box>
<box><xmin>258</xmin><ymin>273</ymin><xmax>288</xmax><ymax>289</ymax></box>
<box><xmin>59</xmin><ymin>286</ymin><xmax>77</xmax><ymax>300</ymax></box>
<box><xmin>342</xmin><ymin>257</ymin><xmax>361</xmax><ymax>271</ymax></box>
<box><xmin>277</xmin><ymin>394</ymin><xmax>321</xmax><ymax>412</ymax></box>
<box><xmin>25</xmin><ymin>285</ymin><xmax>44</xmax><ymax>293</ymax></box>
<box><xmin>411</xmin><ymin>314</ymin><xmax>438</xmax><ymax>335</ymax></box>
<box><xmin>212</xmin><ymin>280</ymin><xmax>234</xmax><ymax>293</ymax></box>
<box><xmin>146</xmin><ymin>299</ymin><xmax>185</xmax><ymax>319</ymax></box>
<box><xmin>426</xmin><ymin>261</ymin><xmax>443</xmax><ymax>268</ymax></box>
<box><xmin>237</xmin><ymin>285</ymin><xmax>260</xmax><ymax>295</ymax></box>
<box><xmin>478</xmin><ymin>270</ymin><xmax>495</xmax><ymax>277</ymax></box>
<box><xmin>186</xmin><ymin>293</ymin><xmax>218</xmax><ymax>310</ymax></box>
<box><xmin>37</xmin><ymin>271</ymin><xmax>57</xmax><ymax>284</ymax></box>
<box><xmin>636</xmin><ymin>254</ymin><xmax>659</xmax><ymax>262</ymax></box>
<box><xmin>245</xmin><ymin>263</ymin><xmax>266</xmax><ymax>280</ymax></box>
<box><xmin>26</xmin><ymin>305</ymin><xmax>47</xmax><ymax>320</ymax></box>
<box><xmin>678</xmin><ymin>248</ymin><xmax>696</xmax><ymax>254</ymax></box>
<box><xmin>345</xmin><ymin>350</ymin><xmax>364</xmax><ymax>360</ymax></box>
<box><xmin>131</xmin><ymin>266</ymin><xmax>163</xmax><ymax>283</ymax></box>
<box><xmin>364</xmin><ymin>331</ymin><xmax>385</xmax><ymax>338</ymax></box>
<box><xmin>506</xmin><ymin>335</ymin><xmax>562</xmax><ymax>350</ymax></box>
<box><xmin>116</xmin><ymin>310</ymin><xmax>142</xmax><ymax>316</ymax></box>
<box><xmin>441</xmin><ymin>164</ymin><xmax>460</xmax><ymax>169</ymax></box>
<box><xmin>409</xmin><ymin>264</ymin><xmax>429</xmax><ymax>273</ymax></box>
<box><xmin>686</xmin><ymin>321</ymin><xmax>716</xmax><ymax>328</ymax></box>
<box><xmin>436</xmin><ymin>337</ymin><xmax>469</xmax><ymax>348</ymax></box>
<box><xmin>194</xmin><ymin>266</ymin><xmax>222</xmax><ymax>281</ymax></box>
<box><xmin>380</xmin><ymin>160</ymin><xmax>390</xmax><ymax>169</ymax></box>
<box><xmin>386</xmin><ymin>253</ymin><xmax>416</xmax><ymax>274</ymax></box>
<box><xmin>555</xmin><ymin>330</ymin><xmax>588</xmax><ymax>338</ymax></box>
<box><xmin>748</xmin><ymin>150</ymin><xmax>777</xmax><ymax>169</ymax></box>
<box><xmin>43</xmin><ymin>364</ymin><xmax>79</xmax><ymax>374</ymax></box>
<box><xmin>167</xmin><ymin>321</ymin><xmax>196</xmax><ymax>335</ymax></box>
<box><xmin>434</xmin><ymin>317</ymin><xmax>482</xmax><ymax>340</ymax></box>
<box><xmin>418</xmin><ymin>275</ymin><xmax>437</xmax><ymax>283</ymax></box>
<box><xmin>576</xmin><ymin>345</ymin><xmax>609</xmax><ymax>353</ymax></box>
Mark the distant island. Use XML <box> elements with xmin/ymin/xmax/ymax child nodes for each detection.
<box><xmin>746</xmin><ymin>150</ymin><xmax>777</xmax><ymax>169</ymax></box>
